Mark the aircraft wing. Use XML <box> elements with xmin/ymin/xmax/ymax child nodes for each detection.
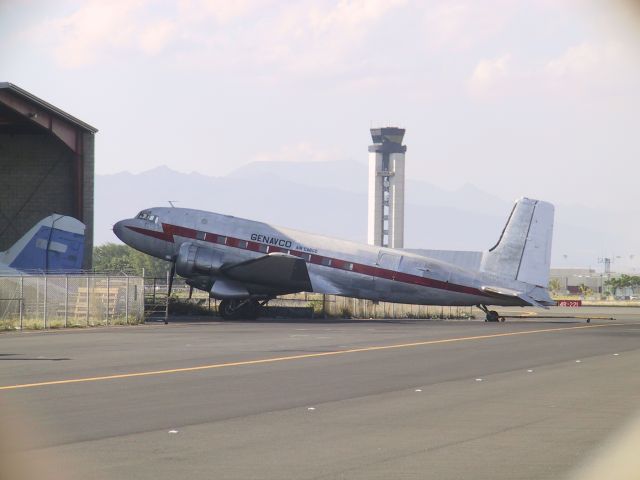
<box><xmin>221</xmin><ymin>253</ymin><xmax>312</xmax><ymax>292</ymax></box>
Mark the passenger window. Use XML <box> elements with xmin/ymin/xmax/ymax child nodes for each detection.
<box><xmin>238</xmin><ymin>240</ymin><xmax>248</xmax><ymax>249</ymax></box>
<box><xmin>258</xmin><ymin>244</ymin><xmax>268</xmax><ymax>253</ymax></box>
<box><xmin>217</xmin><ymin>236</ymin><xmax>227</xmax><ymax>245</ymax></box>
<box><xmin>321</xmin><ymin>257</ymin><xmax>332</xmax><ymax>267</ymax></box>
<box><xmin>343</xmin><ymin>262</ymin><xmax>354</xmax><ymax>271</ymax></box>
<box><xmin>196</xmin><ymin>231</ymin><xmax>206</xmax><ymax>240</ymax></box>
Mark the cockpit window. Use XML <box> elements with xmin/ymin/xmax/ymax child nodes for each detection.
<box><xmin>136</xmin><ymin>211</ymin><xmax>158</xmax><ymax>223</ymax></box>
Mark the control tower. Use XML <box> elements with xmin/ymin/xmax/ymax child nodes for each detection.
<box><xmin>367</xmin><ymin>127</ymin><xmax>406</xmax><ymax>248</ymax></box>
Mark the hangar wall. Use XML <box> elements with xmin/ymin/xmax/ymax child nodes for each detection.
<box><xmin>0</xmin><ymin>134</ymin><xmax>75</xmax><ymax>243</ymax></box>
<box><xmin>0</xmin><ymin>83</ymin><xmax>96</xmax><ymax>269</ymax></box>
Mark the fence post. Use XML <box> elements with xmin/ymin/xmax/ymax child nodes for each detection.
<box><xmin>125</xmin><ymin>276</ymin><xmax>129</xmax><ymax>325</ymax></box>
<box><xmin>106</xmin><ymin>276</ymin><xmax>110</xmax><ymax>326</ymax></box>
<box><xmin>19</xmin><ymin>276</ymin><xmax>23</xmax><ymax>330</ymax></box>
<box><xmin>165</xmin><ymin>270</ymin><xmax>169</xmax><ymax>324</ymax></box>
<box><xmin>86</xmin><ymin>277</ymin><xmax>90</xmax><ymax>326</ymax></box>
<box><xmin>322</xmin><ymin>294</ymin><xmax>326</xmax><ymax>318</ymax></box>
<box><xmin>64</xmin><ymin>275</ymin><xmax>68</xmax><ymax>328</ymax></box>
<box><xmin>43</xmin><ymin>275</ymin><xmax>47</xmax><ymax>329</ymax></box>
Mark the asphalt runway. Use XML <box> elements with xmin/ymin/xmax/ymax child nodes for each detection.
<box><xmin>1</xmin><ymin>316</ymin><xmax>640</xmax><ymax>480</ymax></box>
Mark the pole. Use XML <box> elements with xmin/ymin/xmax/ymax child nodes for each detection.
<box><xmin>322</xmin><ymin>294</ymin><xmax>326</xmax><ymax>318</ymax></box>
<box><xmin>19</xmin><ymin>276</ymin><xmax>23</xmax><ymax>330</ymax></box>
<box><xmin>43</xmin><ymin>275</ymin><xmax>47</xmax><ymax>329</ymax></box>
<box><xmin>64</xmin><ymin>275</ymin><xmax>68</xmax><ymax>328</ymax></box>
<box><xmin>106</xmin><ymin>276</ymin><xmax>110</xmax><ymax>326</ymax></box>
<box><xmin>86</xmin><ymin>277</ymin><xmax>90</xmax><ymax>326</ymax></box>
<box><xmin>125</xmin><ymin>276</ymin><xmax>129</xmax><ymax>325</ymax></box>
<box><xmin>164</xmin><ymin>273</ymin><xmax>170</xmax><ymax>324</ymax></box>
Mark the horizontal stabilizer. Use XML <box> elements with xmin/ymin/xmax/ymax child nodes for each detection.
<box><xmin>481</xmin><ymin>285</ymin><xmax>554</xmax><ymax>308</ymax></box>
<box><xmin>481</xmin><ymin>285</ymin><xmax>522</xmax><ymax>298</ymax></box>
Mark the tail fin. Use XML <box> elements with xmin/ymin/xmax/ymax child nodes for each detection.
<box><xmin>0</xmin><ymin>215</ymin><xmax>85</xmax><ymax>272</ymax></box>
<box><xmin>481</xmin><ymin>198</ymin><xmax>554</xmax><ymax>288</ymax></box>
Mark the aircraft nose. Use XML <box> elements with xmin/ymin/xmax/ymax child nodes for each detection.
<box><xmin>113</xmin><ymin>220</ymin><xmax>129</xmax><ymax>242</ymax></box>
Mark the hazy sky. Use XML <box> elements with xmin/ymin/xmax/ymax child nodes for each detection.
<box><xmin>2</xmin><ymin>0</ymin><xmax>640</xmax><ymax>209</ymax></box>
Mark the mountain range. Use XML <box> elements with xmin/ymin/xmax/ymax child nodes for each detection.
<box><xmin>96</xmin><ymin>161</ymin><xmax>634</xmax><ymax>270</ymax></box>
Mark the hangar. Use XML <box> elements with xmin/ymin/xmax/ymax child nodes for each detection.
<box><xmin>0</xmin><ymin>82</ymin><xmax>96</xmax><ymax>268</ymax></box>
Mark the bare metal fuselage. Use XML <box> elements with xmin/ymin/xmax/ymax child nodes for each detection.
<box><xmin>114</xmin><ymin>207</ymin><xmax>526</xmax><ymax>307</ymax></box>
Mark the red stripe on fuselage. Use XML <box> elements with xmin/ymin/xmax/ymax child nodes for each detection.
<box><xmin>127</xmin><ymin>225</ymin><xmax>174</xmax><ymax>241</ymax></box>
<box><xmin>127</xmin><ymin>223</ymin><xmax>489</xmax><ymax>299</ymax></box>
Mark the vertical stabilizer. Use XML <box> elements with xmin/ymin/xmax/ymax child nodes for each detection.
<box><xmin>0</xmin><ymin>215</ymin><xmax>86</xmax><ymax>272</ymax></box>
<box><xmin>481</xmin><ymin>198</ymin><xmax>554</xmax><ymax>288</ymax></box>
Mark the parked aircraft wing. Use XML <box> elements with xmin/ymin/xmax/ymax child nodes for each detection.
<box><xmin>221</xmin><ymin>253</ymin><xmax>312</xmax><ymax>292</ymax></box>
<box><xmin>307</xmin><ymin>270</ymin><xmax>346</xmax><ymax>295</ymax></box>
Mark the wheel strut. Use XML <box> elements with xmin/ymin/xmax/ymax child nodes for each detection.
<box><xmin>477</xmin><ymin>304</ymin><xmax>504</xmax><ymax>322</ymax></box>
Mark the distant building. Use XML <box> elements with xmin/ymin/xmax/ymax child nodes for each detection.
<box><xmin>0</xmin><ymin>82</ymin><xmax>97</xmax><ymax>268</ymax></box>
<box><xmin>367</xmin><ymin>127</ymin><xmax>406</xmax><ymax>248</ymax></box>
<box><xmin>550</xmin><ymin>268</ymin><xmax>607</xmax><ymax>295</ymax></box>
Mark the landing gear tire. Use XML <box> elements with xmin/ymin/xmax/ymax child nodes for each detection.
<box><xmin>218</xmin><ymin>299</ymin><xmax>261</xmax><ymax>320</ymax></box>
<box><xmin>477</xmin><ymin>304</ymin><xmax>503</xmax><ymax>323</ymax></box>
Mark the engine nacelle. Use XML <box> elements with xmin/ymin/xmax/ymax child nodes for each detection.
<box><xmin>175</xmin><ymin>242</ymin><xmax>224</xmax><ymax>277</ymax></box>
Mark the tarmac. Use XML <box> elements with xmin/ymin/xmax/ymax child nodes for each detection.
<box><xmin>1</xmin><ymin>314</ymin><xmax>639</xmax><ymax>480</ymax></box>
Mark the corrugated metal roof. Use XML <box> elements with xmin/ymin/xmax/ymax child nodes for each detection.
<box><xmin>0</xmin><ymin>82</ymin><xmax>98</xmax><ymax>133</ymax></box>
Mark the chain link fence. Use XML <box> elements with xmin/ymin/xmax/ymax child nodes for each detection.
<box><xmin>0</xmin><ymin>275</ymin><xmax>145</xmax><ymax>330</ymax></box>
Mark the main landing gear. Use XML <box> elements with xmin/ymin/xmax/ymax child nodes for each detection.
<box><xmin>218</xmin><ymin>298</ymin><xmax>268</xmax><ymax>320</ymax></box>
<box><xmin>477</xmin><ymin>304</ymin><xmax>505</xmax><ymax>323</ymax></box>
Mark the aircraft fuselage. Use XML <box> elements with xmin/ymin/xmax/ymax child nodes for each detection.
<box><xmin>114</xmin><ymin>207</ymin><xmax>525</xmax><ymax>307</ymax></box>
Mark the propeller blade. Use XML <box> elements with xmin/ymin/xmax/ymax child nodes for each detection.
<box><xmin>188</xmin><ymin>285</ymin><xmax>194</xmax><ymax>299</ymax></box>
<box><xmin>168</xmin><ymin>261</ymin><xmax>176</xmax><ymax>296</ymax></box>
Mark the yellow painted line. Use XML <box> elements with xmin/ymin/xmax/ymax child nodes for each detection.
<box><xmin>0</xmin><ymin>323</ymin><xmax>623</xmax><ymax>391</ymax></box>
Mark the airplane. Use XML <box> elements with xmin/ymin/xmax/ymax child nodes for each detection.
<box><xmin>113</xmin><ymin>197</ymin><xmax>554</xmax><ymax>321</ymax></box>
<box><xmin>0</xmin><ymin>214</ymin><xmax>86</xmax><ymax>274</ymax></box>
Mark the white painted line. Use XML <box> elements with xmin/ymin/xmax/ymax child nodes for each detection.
<box><xmin>613</xmin><ymin>353</ymin><xmax>620</xmax><ymax>356</ymax></box>
<box><xmin>475</xmin><ymin>378</ymin><xmax>483</xmax><ymax>382</ymax></box>
<box><xmin>527</xmin><ymin>369</ymin><xmax>534</xmax><ymax>373</ymax></box>
<box><xmin>575</xmin><ymin>360</ymin><xmax>581</xmax><ymax>363</ymax></box>
<box><xmin>307</xmin><ymin>407</ymin><xmax>315</xmax><ymax>411</ymax></box>
<box><xmin>415</xmin><ymin>389</ymin><xmax>422</xmax><ymax>392</ymax></box>
<box><xmin>168</xmin><ymin>430</ymin><xmax>178</xmax><ymax>434</ymax></box>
